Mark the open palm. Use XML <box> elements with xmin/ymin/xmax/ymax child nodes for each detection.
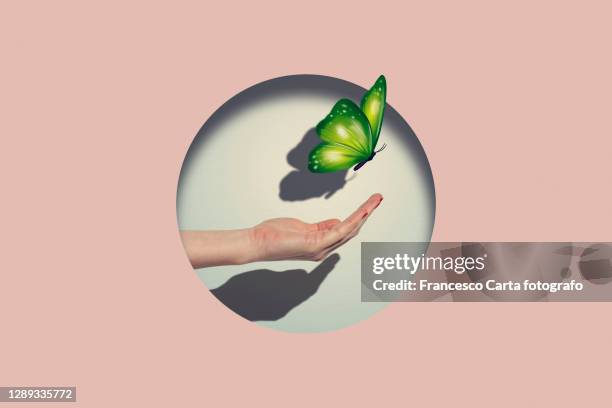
<box><xmin>250</xmin><ymin>194</ymin><xmax>382</xmax><ymax>262</ymax></box>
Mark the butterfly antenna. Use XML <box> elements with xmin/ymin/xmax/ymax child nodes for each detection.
<box><xmin>375</xmin><ymin>143</ymin><xmax>387</xmax><ymax>153</ymax></box>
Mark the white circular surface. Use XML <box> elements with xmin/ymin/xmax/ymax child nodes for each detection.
<box><xmin>177</xmin><ymin>75</ymin><xmax>435</xmax><ymax>332</ymax></box>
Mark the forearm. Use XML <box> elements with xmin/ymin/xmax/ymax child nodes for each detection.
<box><xmin>180</xmin><ymin>229</ymin><xmax>257</xmax><ymax>268</ymax></box>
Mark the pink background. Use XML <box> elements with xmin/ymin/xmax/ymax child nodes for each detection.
<box><xmin>1</xmin><ymin>1</ymin><xmax>611</xmax><ymax>406</ymax></box>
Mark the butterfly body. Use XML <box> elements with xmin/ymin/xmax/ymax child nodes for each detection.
<box><xmin>354</xmin><ymin>154</ymin><xmax>375</xmax><ymax>172</ymax></box>
<box><xmin>308</xmin><ymin>75</ymin><xmax>387</xmax><ymax>173</ymax></box>
<box><xmin>353</xmin><ymin>140</ymin><xmax>388</xmax><ymax>171</ymax></box>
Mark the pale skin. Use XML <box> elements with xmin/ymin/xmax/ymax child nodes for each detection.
<box><xmin>181</xmin><ymin>193</ymin><xmax>383</xmax><ymax>268</ymax></box>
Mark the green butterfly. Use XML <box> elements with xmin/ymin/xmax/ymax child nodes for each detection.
<box><xmin>308</xmin><ymin>75</ymin><xmax>387</xmax><ymax>173</ymax></box>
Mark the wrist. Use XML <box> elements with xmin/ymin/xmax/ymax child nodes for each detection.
<box><xmin>245</xmin><ymin>225</ymin><xmax>272</xmax><ymax>264</ymax></box>
<box><xmin>233</xmin><ymin>227</ymin><xmax>260</xmax><ymax>265</ymax></box>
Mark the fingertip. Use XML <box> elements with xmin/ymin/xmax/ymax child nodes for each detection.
<box><xmin>366</xmin><ymin>193</ymin><xmax>383</xmax><ymax>208</ymax></box>
<box><xmin>371</xmin><ymin>193</ymin><xmax>383</xmax><ymax>202</ymax></box>
<box><xmin>364</xmin><ymin>193</ymin><xmax>383</xmax><ymax>212</ymax></box>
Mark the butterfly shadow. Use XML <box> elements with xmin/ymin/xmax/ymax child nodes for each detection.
<box><xmin>279</xmin><ymin>128</ymin><xmax>349</xmax><ymax>201</ymax></box>
<box><xmin>210</xmin><ymin>254</ymin><xmax>340</xmax><ymax>321</ymax></box>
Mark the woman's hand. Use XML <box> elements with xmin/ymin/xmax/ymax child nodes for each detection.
<box><xmin>249</xmin><ymin>194</ymin><xmax>383</xmax><ymax>262</ymax></box>
<box><xmin>181</xmin><ymin>193</ymin><xmax>383</xmax><ymax>268</ymax></box>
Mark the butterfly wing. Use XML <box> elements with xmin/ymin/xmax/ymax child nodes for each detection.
<box><xmin>308</xmin><ymin>99</ymin><xmax>372</xmax><ymax>173</ymax></box>
<box><xmin>316</xmin><ymin>99</ymin><xmax>373</xmax><ymax>155</ymax></box>
<box><xmin>308</xmin><ymin>143</ymin><xmax>365</xmax><ymax>173</ymax></box>
<box><xmin>360</xmin><ymin>75</ymin><xmax>386</xmax><ymax>149</ymax></box>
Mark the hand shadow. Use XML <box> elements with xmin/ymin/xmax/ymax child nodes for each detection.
<box><xmin>210</xmin><ymin>254</ymin><xmax>340</xmax><ymax>321</ymax></box>
<box><xmin>279</xmin><ymin>128</ymin><xmax>348</xmax><ymax>201</ymax></box>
